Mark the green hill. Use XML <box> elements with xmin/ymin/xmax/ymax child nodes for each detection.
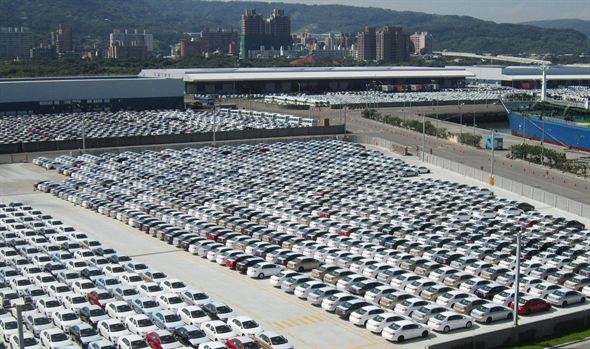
<box><xmin>523</xmin><ymin>19</ymin><xmax>590</xmax><ymax>38</ymax></box>
<box><xmin>1</xmin><ymin>0</ymin><xmax>589</xmax><ymax>55</ymax></box>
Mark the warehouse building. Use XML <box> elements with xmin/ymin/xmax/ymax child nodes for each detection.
<box><xmin>0</xmin><ymin>76</ymin><xmax>184</xmax><ymax>115</ymax></box>
<box><xmin>140</xmin><ymin>66</ymin><xmax>473</xmax><ymax>96</ymax></box>
<box><xmin>463</xmin><ymin>65</ymin><xmax>590</xmax><ymax>89</ymax></box>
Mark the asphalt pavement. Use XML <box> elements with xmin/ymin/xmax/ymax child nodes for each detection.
<box><xmin>229</xmin><ymin>100</ymin><xmax>590</xmax><ymax>206</ymax></box>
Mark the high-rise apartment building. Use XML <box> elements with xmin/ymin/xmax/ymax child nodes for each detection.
<box><xmin>265</xmin><ymin>9</ymin><xmax>291</xmax><ymax>50</ymax></box>
<box><xmin>0</xmin><ymin>27</ymin><xmax>33</xmax><ymax>60</ymax></box>
<box><xmin>201</xmin><ymin>28</ymin><xmax>238</xmax><ymax>54</ymax></box>
<box><xmin>51</xmin><ymin>24</ymin><xmax>73</xmax><ymax>55</ymax></box>
<box><xmin>110</xmin><ymin>29</ymin><xmax>153</xmax><ymax>52</ymax></box>
<box><xmin>240</xmin><ymin>8</ymin><xmax>292</xmax><ymax>59</ymax></box>
<box><xmin>376</xmin><ymin>26</ymin><xmax>409</xmax><ymax>63</ymax></box>
<box><xmin>240</xmin><ymin>9</ymin><xmax>265</xmax><ymax>59</ymax></box>
<box><xmin>356</xmin><ymin>27</ymin><xmax>376</xmax><ymax>61</ymax></box>
<box><xmin>179</xmin><ymin>39</ymin><xmax>202</xmax><ymax>57</ymax></box>
<box><xmin>355</xmin><ymin>26</ymin><xmax>409</xmax><ymax>63</ymax></box>
<box><xmin>410</xmin><ymin>32</ymin><xmax>433</xmax><ymax>54</ymax></box>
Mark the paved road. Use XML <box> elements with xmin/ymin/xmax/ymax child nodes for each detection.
<box><xmin>232</xmin><ymin>100</ymin><xmax>590</xmax><ymax>205</ymax></box>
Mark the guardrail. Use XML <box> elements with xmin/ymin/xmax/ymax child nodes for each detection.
<box><xmin>348</xmin><ymin>134</ymin><xmax>590</xmax><ymax>218</ymax></box>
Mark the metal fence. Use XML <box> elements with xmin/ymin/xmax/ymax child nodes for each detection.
<box><xmin>349</xmin><ymin>134</ymin><xmax>590</xmax><ymax>218</ymax></box>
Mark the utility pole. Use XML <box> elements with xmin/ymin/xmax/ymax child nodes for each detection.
<box><xmin>17</xmin><ymin>304</ymin><xmax>24</xmax><ymax>349</ymax></box>
<box><xmin>422</xmin><ymin>113</ymin><xmax>426</xmax><ymax>161</ymax></box>
<box><xmin>541</xmin><ymin>117</ymin><xmax>545</xmax><ymax>165</ymax></box>
<box><xmin>513</xmin><ymin>226</ymin><xmax>523</xmax><ymax>327</ymax></box>
<box><xmin>212</xmin><ymin>105</ymin><xmax>217</xmax><ymax>147</ymax></box>
<box><xmin>490</xmin><ymin>129</ymin><xmax>495</xmax><ymax>186</ymax></box>
<box><xmin>472</xmin><ymin>100</ymin><xmax>476</xmax><ymax>135</ymax></box>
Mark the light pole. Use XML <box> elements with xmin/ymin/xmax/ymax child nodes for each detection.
<box><xmin>490</xmin><ymin>129</ymin><xmax>495</xmax><ymax>186</ymax></box>
<box><xmin>541</xmin><ymin>117</ymin><xmax>545</xmax><ymax>165</ymax></box>
<box><xmin>513</xmin><ymin>226</ymin><xmax>523</xmax><ymax>327</ymax></box>
<box><xmin>212</xmin><ymin>105</ymin><xmax>217</xmax><ymax>147</ymax></box>
<box><xmin>458</xmin><ymin>101</ymin><xmax>465</xmax><ymax>138</ymax></box>
<box><xmin>16</xmin><ymin>304</ymin><xmax>24</xmax><ymax>349</ymax></box>
<box><xmin>422</xmin><ymin>113</ymin><xmax>426</xmax><ymax>161</ymax></box>
<box><xmin>472</xmin><ymin>100</ymin><xmax>476</xmax><ymax>135</ymax></box>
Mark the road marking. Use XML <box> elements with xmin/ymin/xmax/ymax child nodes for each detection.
<box><xmin>272</xmin><ymin>315</ymin><xmax>325</xmax><ymax>329</ymax></box>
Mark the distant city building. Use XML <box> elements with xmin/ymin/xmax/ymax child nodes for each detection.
<box><xmin>240</xmin><ymin>8</ymin><xmax>292</xmax><ymax>59</ymax></box>
<box><xmin>200</xmin><ymin>28</ymin><xmax>238</xmax><ymax>54</ymax></box>
<box><xmin>108</xmin><ymin>42</ymin><xmax>148</xmax><ymax>60</ymax></box>
<box><xmin>110</xmin><ymin>29</ymin><xmax>153</xmax><ymax>52</ymax></box>
<box><xmin>30</xmin><ymin>45</ymin><xmax>57</xmax><ymax>61</ymax></box>
<box><xmin>356</xmin><ymin>27</ymin><xmax>376</xmax><ymax>61</ymax></box>
<box><xmin>0</xmin><ymin>27</ymin><xmax>33</xmax><ymax>60</ymax></box>
<box><xmin>179</xmin><ymin>38</ymin><xmax>202</xmax><ymax>58</ymax></box>
<box><xmin>376</xmin><ymin>26</ymin><xmax>409</xmax><ymax>63</ymax></box>
<box><xmin>51</xmin><ymin>24</ymin><xmax>73</xmax><ymax>55</ymax></box>
<box><xmin>410</xmin><ymin>31</ymin><xmax>433</xmax><ymax>54</ymax></box>
<box><xmin>356</xmin><ymin>26</ymin><xmax>409</xmax><ymax>63</ymax></box>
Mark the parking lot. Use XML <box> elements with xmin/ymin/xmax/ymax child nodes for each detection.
<box><xmin>2</xmin><ymin>139</ymin><xmax>590</xmax><ymax>349</ymax></box>
<box><xmin>0</xmin><ymin>109</ymin><xmax>312</xmax><ymax>145</ymax></box>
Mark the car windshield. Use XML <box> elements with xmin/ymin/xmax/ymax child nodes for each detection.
<box><xmin>243</xmin><ymin>342</ymin><xmax>260</xmax><ymax>349</ymax></box>
<box><xmin>165</xmin><ymin>296</ymin><xmax>181</xmax><ymax>304</ymax></box>
<box><xmin>46</xmin><ymin>300</ymin><xmax>61</xmax><ymax>307</ymax></box>
<box><xmin>62</xmin><ymin>313</ymin><xmax>78</xmax><ymax>321</ymax></box>
<box><xmin>148</xmin><ymin>286</ymin><xmax>162</xmax><ymax>292</ymax></box>
<box><xmin>90</xmin><ymin>309</ymin><xmax>106</xmax><ymax>317</ymax></box>
<box><xmin>130</xmin><ymin>340</ymin><xmax>148</xmax><ymax>349</ymax></box>
<box><xmin>388</xmin><ymin>323</ymin><xmax>401</xmax><ymax>330</ymax></box>
<box><xmin>164</xmin><ymin>314</ymin><xmax>180</xmax><ymax>322</ymax></box>
<box><xmin>270</xmin><ymin>336</ymin><xmax>288</xmax><ymax>345</ymax></box>
<box><xmin>475</xmin><ymin>306</ymin><xmax>490</xmax><ymax>312</ymax></box>
<box><xmin>171</xmin><ymin>282</ymin><xmax>185</xmax><ymax>288</ymax></box>
<box><xmin>215</xmin><ymin>325</ymin><xmax>232</xmax><ymax>333</ymax></box>
<box><xmin>217</xmin><ymin>306</ymin><xmax>233</xmax><ymax>313</ymax></box>
<box><xmin>23</xmin><ymin>338</ymin><xmax>37</xmax><ymax>346</ymax></box>
<box><xmin>80</xmin><ymin>328</ymin><xmax>98</xmax><ymax>336</ymax></box>
<box><xmin>242</xmin><ymin>320</ymin><xmax>258</xmax><ymax>329</ymax></box>
<box><xmin>110</xmin><ymin>324</ymin><xmax>126</xmax><ymax>332</ymax></box>
<box><xmin>51</xmin><ymin>333</ymin><xmax>68</xmax><ymax>342</ymax></box>
<box><xmin>117</xmin><ymin>305</ymin><xmax>132</xmax><ymax>312</ymax></box>
<box><xmin>159</xmin><ymin>335</ymin><xmax>176</xmax><ymax>344</ymax></box>
<box><xmin>5</xmin><ymin>322</ymin><xmax>17</xmax><ymax>329</ymax></box>
<box><xmin>56</xmin><ymin>286</ymin><xmax>70</xmax><ymax>293</ymax></box>
<box><xmin>124</xmin><ymin>290</ymin><xmax>138</xmax><ymax>296</ymax></box>
<box><xmin>190</xmin><ymin>310</ymin><xmax>205</xmax><ymax>318</ymax></box>
<box><xmin>186</xmin><ymin>330</ymin><xmax>205</xmax><ymax>338</ymax></box>
<box><xmin>34</xmin><ymin>317</ymin><xmax>51</xmax><ymax>325</ymax></box>
<box><xmin>105</xmin><ymin>279</ymin><xmax>119</xmax><ymax>285</ymax></box>
<box><xmin>355</xmin><ymin>308</ymin><xmax>369</xmax><ymax>315</ymax></box>
<box><xmin>553</xmin><ymin>291</ymin><xmax>566</xmax><ymax>297</ymax></box>
<box><xmin>434</xmin><ymin>314</ymin><xmax>446</xmax><ymax>321</ymax></box>
<box><xmin>73</xmin><ymin>297</ymin><xmax>87</xmax><ymax>304</ymax></box>
<box><xmin>137</xmin><ymin>319</ymin><xmax>152</xmax><ymax>327</ymax></box>
<box><xmin>143</xmin><ymin>301</ymin><xmax>158</xmax><ymax>308</ymax></box>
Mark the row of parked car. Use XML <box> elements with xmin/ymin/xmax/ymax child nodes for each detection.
<box><xmin>0</xmin><ymin>202</ymin><xmax>293</xmax><ymax>349</ymax></box>
<box><xmin>34</xmin><ymin>139</ymin><xmax>589</xmax><ymax>344</ymax></box>
<box><xmin>0</xmin><ymin>109</ymin><xmax>305</xmax><ymax>145</ymax></box>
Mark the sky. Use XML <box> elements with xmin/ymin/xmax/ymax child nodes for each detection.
<box><xmin>227</xmin><ymin>0</ymin><xmax>590</xmax><ymax>23</ymax></box>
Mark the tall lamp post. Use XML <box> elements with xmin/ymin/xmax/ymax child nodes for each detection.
<box><xmin>422</xmin><ymin>113</ymin><xmax>426</xmax><ymax>161</ymax></box>
<box><xmin>490</xmin><ymin>129</ymin><xmax>495</xmax><ymax>186</ymax></box>
<box><xmin>513</xmin><ymin>225</ymin><xmax>523</xmax><ymax>326</ymax></box>
<box><xmin>458</xmin><ymin>101</ymin><xmax>465</xmax><ymax>138</ymax></box>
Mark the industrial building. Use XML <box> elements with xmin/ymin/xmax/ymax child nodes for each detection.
<box><xmin>0</xmin><ymin>76</ymin><xmax>184</xmax><ymax>115</ymax></box>
<box><xmin>139</xmin><ymin>66</ymin><xmax>473</xmax><ymax>96</ymax></box>
<box><xmin>464</xmin><ymin>65</ymin><xmax>590</xmax><ymax>89</ymax></box>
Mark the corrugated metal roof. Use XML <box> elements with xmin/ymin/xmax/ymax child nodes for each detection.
<box><xmin>0</xmin><ymin>78</ymin><xmax>184</xmax><ymax>103</ymax></box>
<box><xmin>139</xmin><ymin>66</ymin><xmax>474</xmax><ymax>82</ymax></box>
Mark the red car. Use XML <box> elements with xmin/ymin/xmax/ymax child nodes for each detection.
<box><xmin>226</xmin><ymin>254</ymin><xmax>251</xmax><ymax>269</ymax></box>
<box><xmin>509</xmin><ymin>297</ymin><xmax>551</xmax><ymax>315</ymax></box>
<box><xmin>226</xmin><ymin>336</ymin><xmax>261</xmax><ymax>349</ymax></box>
<box><xmin>87</xmin><ymin>290</ymin><xmax>115</xmax><ymax>309</ymax></box>
<box><xmin>146</xmin><ymin>330</ymin><xmax>180</xmax><ymax>349</ymax></box>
